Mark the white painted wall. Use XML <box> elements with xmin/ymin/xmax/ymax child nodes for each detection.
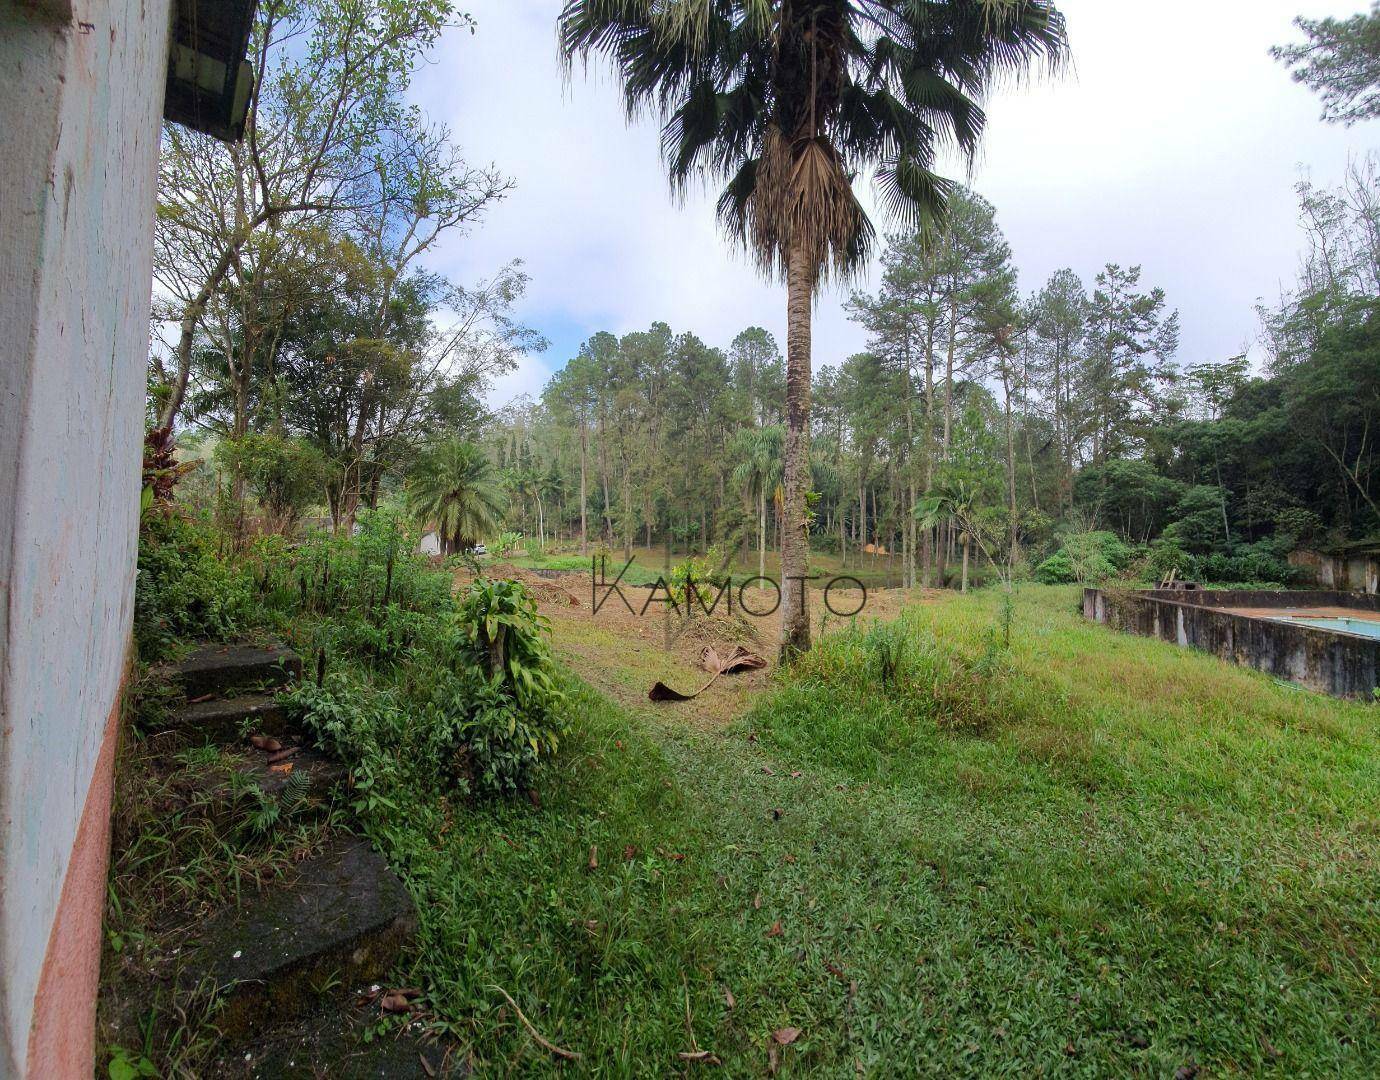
<box><xmin>0</xmin><ymin>0</ymin><xmax>170</xmax><ymax>1071</ymax></box>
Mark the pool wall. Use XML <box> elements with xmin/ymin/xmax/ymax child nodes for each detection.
<box><xmin>1083</xmin><ymin>589</ymin><xmax>1379</xmax><ymax>699</ymax></box>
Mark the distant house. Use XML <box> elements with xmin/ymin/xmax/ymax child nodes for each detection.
<box><xmin>418</xmin><ymin>530</ymin><xmax>443</xmax><ymax>556</ymax></box>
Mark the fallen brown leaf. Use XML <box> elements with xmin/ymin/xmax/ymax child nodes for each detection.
<box><xmin>765</xmin><ymin>921</ymin><xmax>783</xmax><ymax>938</ymax></box>
<box><xmin>418</xmin><ymin>1051</ymin><xmax>437</xmax><ymax>1078</ymax></box>
<box><xmin>676</xmin><ymin>1050</ymin><xmax>721</xmax><ymax>1065</ymax></box>
<box><xmin>623</xmin><ymin>845</ymin><xmax>638</xmax><ymax>861</ymax></box>
<box><xmin>723</xmin><ymin>987</ymin><xmax>735</xmax><ymax>1010</ymax></box>
<box><xmin>587</xmin><ymin>845</ymin><xmax>598</xmax><ymax>871</ymax></box>
<box><xmin>269</xmin><ymin>762</ymin><xmax>294</xmax><ymax>775</ymax></box>
<box><xmin>266</xmin><ymin>746</ymin><xmax>299</xmax><ymax>764</ymax></box>
<box><xmin>752</xmin><ymin>892</ymin><xmax>763</xmax><ymax>910</ymax></box>
<box><xmin>249</xmin><ymin>734</ymin><xmax>282</xmax><ymax>752</ymax></box>
<box><xmin>772</xmin><ymin>1027</ymin><xmax>801</xmax><ymax>1046</ymax></box>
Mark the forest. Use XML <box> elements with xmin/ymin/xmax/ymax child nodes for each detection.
<box><xmin>161</xmin><ymin>147</ymin><xmax>1380</xmax><ymax>592</ymax></box>
<box><xmin>494</xmin><ymin>169</ymin><xmax>1380</xmax><ymax>591</ymax></box>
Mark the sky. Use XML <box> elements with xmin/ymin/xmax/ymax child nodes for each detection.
<box><xmin>409</xmin><ymin>1</ymin><xmax>1380</xmax><ymax>408</ymax></box>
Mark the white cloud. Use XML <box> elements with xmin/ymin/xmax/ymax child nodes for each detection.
<box><xmin>409</xmin><ymin>0</ymin><xmax>1380</xmax><ymax>406</ymax></box>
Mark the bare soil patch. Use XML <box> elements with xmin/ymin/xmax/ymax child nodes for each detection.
<box><xmin>457</xmin><ymin>563</ymin><xmax>931</xmax><ymax>727</ymax></box>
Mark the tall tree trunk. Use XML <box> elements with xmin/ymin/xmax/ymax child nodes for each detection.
<box><xmin>1001</xmin><ymin>354</ymin><xmax>1019</xmax><ymax>572</ymax></box>
<box><xmin>961</xmin><ymin>535</ymin><xmax>970</xmax><ymax>593</ymax></box>
<box><xmin>779</xmin><ymin>243</ymin><xmax>814</xmax><ymax>661</ymax></box>
<box><xmin>758</xmin><ymin>486</ymin><xmax>767</xmax><ymax>581</ymax></box>
<box><xmin>578</xmin><ymin>419</ymin><xmax>589</xmax><ymax>556</ymax></box>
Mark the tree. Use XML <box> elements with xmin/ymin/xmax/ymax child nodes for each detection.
<box><xmin>1083</xmin><ymin>264</ymin><xmax>1180</xmax><ymax>463</ymax></box>
<box><xmin>406</xmin><ymin>440</ymin><xmax>506</xmax><ymax>554</ymax></box>
<box><xmin>560</xmin><ymin>0</ymin><xmax>1068</xmax><ymax>661</ymax></box>
<box><xmin>731</xmin><ymin>425</ymin><xmax>786</xmax><ymax>580</ymax></box>
<box><xmin>152</xmin><ymin>0</ymin><xmax>460</xmax><ymax>430</ymax></box>
<box><xmin>1273</xmin><ymin>3</ymin><xmax>1380</xmax><ymax>124</ymax></box>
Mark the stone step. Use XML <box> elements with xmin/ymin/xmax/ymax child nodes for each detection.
<box><xmin>179</xmin><ymin>837</ymin><xmax>416</xmax><ymax>1040</ymax></box>
<box><xmin>238</xmin><ymin>746</ymin><xmax>347</xmax><ymax>807</ymax></box>
<box><xmin>184</xmin><ymin>747</ymin><xmax>345</xmax><ymax>827</ymax></box>
<box><xmin>163</xmin><ymin>644</ymin><xmax>303</xmax><ymax>700</ymax></box>
<box><xmin>164</xmin><ymin>693</ymin><xmax>295</xmax><ymax>743</ymax></box>
<box><xmin>215</xmin><ymin>1004</ymin><xmax>463</xmax><ymax>1078</ymax></box>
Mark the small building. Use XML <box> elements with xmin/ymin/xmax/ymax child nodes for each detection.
<box><xmin>1289</xmin><ymin>541</ymin><xmax>1380</xmax><ymax>595</ymax></box>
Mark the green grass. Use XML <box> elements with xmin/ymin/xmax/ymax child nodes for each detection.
<box><xmin>371</xmin><ymin>586</ymin><xmax>1380</xmax><ymax>1075</ymax></box>
<box><xmin>506</xmin><ymin>543</ymin><xmax>914</xmax><ymax>589</ymax></box>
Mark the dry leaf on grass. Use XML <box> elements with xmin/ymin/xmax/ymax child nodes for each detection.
<box><xmin>379</xmin><ymin>987</ymin><xmax>422</xmax><ymax>1014</ymax></box>
<box><xmin>677</xmin><ymin>1050</ymin><xmax>722</xmax><ymax>1065</ymax></box>
<box><xmin>765</xmin><ymin>921</ymin><xmax>783</xmax><ymax>938</ymax></box>
<box><xmin>772</xmin><ymin>1027</ymin><xmax>801</xmax><ymax>1045</ymax></box>
<box><xmin>249</xmin><ymin>734</ymin><xmax>282</xmax><ymax>752</ymax></box>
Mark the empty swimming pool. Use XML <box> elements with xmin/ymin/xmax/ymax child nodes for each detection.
<box><xmin>1266</xmin><ymin>614</ymin><xmax>1380</xmax><ymax>639</ymax></box>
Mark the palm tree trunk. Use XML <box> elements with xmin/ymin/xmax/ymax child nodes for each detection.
<box><xmin>758</xmin><ymin>486</ymin><xmax>767</xmax><ymax>581</ymax></box>
<box><xmin>961</xmin><ymin>535</ymin><xmax>970</xmax><ymax>593</ymax></box>
<box><xmin>780</xmin><ymin>242</ymin><xmax>813</xmax><ymax>661</ymax></box>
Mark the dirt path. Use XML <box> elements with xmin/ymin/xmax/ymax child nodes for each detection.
<box><xmin>464</xmin><ymin>565</ymin><xmax>930</xmax><ymax>729</ymax></box>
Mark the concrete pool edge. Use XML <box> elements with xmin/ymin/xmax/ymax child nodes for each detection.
<box><xmin>1083</xmin><ymin>588</ymin><xmax>1380</xmax><ymax>699</ymax></box>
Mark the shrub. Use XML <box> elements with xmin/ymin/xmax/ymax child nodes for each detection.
<box><xmin>1144</xmin><ymin>540</ymin><xmax>1197</xmax><ymax>583</ymax></box>
<box><xmin>1034</xmin><ymin>531</ymin><xmax>1130</xmax><ymax>585</ymax></box>
<box><xmin>1033</xmin><ymin>550</ymin><xmax>1076</xmax><ymax>584</ymax></box>
<box><xmin>134</xmin><ymin>513</ymin><xmax>257</xmax><ymax>660</ymax></box>
<box><xmin>453</xmin><ymin>576</ymin><xmax>567</xmax><ymax>795</ymax></box>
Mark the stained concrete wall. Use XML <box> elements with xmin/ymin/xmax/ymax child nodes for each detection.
<box><xmin>1289</xmin><ymin>549</ymin><xmax>1380</xmax><ymax>594</ymax></box>
<box><xmin>0</xmin><ymin>0</ymin><xmax>170</xmax><ymax>1074</ymax></box>
<box><xmin>1084</xmin><ymin>589</ymin><xmax>1380</xmax><ymax>699</ymax></box>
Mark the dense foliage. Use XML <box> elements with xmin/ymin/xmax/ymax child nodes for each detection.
<box><xmin>486</xmin><ymin>168</ymin><xmax>1379</xmax><ymax>589</ymax></box>
<box><xmin>133</xmin><ymin>508</ymin><xmax>567</xmax><ymax>801</ymax></box>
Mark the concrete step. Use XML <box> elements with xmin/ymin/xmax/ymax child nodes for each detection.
<box><xmin>165</xmin><ymin>693</ymin><xmax>294</xmax><ymax>743</ymax></box>
<box><xmin>215</xmin><ymin>1004</ymin><xmax>464</xmax><ymax>1078</ymax></box>
<box><xmin>179</xmin><ymin>837</ymin><xmax>416</xmax><ymax>1040</ymax></box>
<box><xmin>163</xmin><ymin>644</ymin><xmax>303</xmax><ymax>700</ymax></box>
<box><xmin>238</xmin><ymin>746</ymin><xmax>347</xmax><ymax>806</ymax></box>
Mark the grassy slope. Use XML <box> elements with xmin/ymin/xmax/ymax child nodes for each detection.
<box><xmin>508</xmin><ymin>543</ymin><xmax>913</xmax><ymax>589</ymax></box>
<box><xmin>383</xmin><ymin>586</ymin><xmax>1378</xmax><ymax>1076</ymax></box>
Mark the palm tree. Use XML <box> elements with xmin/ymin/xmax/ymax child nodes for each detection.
<box><xmin>731</xmin><ymin>425</ymin><xmax>786</xmax><ymax>580</ymax></box>
<box><xmin>406</xmin><ymin>440</ymin><xmax>506</xmax><ymax>555</ymax></box>
<box><xmin>915</xmin><ymin>478</ymin><xmax>981</xmax><ymax>592</ymax></box>
<box><xmin>560</xmin><ymin>0</ymin><xmax>1068</xmax><ymax>660</ymax></box>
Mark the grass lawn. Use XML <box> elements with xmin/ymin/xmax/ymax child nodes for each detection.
<box><xmin>506</xmin><ymin>542</ymin><xmax>917</xmax><ymax>590</ymax></box>
<box><xmin>374</xmin><ymin>586</ymin><xmax>1380</xmax><ymax>1075</ymax></box>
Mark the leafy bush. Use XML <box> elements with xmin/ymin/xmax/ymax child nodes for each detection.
<box><xmin>1034</xmin><ymin>531</ymin><xmax>1131</xmax><ymax>585</ymax></box>
<box><xmin>453</xmin><ymin>577</ymin><xmax>567</xmax><ymax>794</ymax></box>
<box><xmin>134</xmin><ymin>513</ymin><xmax>258</xmax><ymax>660</ymax></box>
<box><xmin>1033</xmin><ymin>550</ymin><xmax>1076</xmax><ymax>584</ymax></box>
<box><xmin>1144</xmin><ymin>540</ymin><xmax>1197</xmax><ymax>583</ymax></box>
<box><xmin>214</xmin><ymin>433</ymin><xmax>329</xmax><ymax>533</ymax></box>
